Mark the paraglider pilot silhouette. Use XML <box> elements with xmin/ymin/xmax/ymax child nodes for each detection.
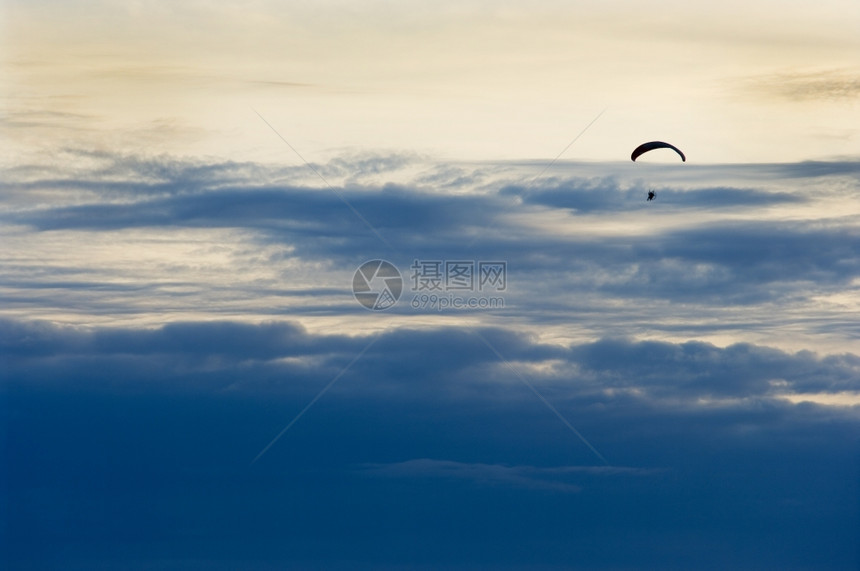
<box><xmin>632</xmin><ymin>141</ymin><xmax>685</xmax><ymax>202</ymax></box>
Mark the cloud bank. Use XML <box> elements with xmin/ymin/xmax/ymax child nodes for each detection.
<box><xmin>3</xmin><ymin>150</ymin><xmax>859</xmax><ymax>569</ymax></box>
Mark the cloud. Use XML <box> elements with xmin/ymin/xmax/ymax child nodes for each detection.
<box><xmin>0</xmin><ymin>109</ymin><xmax>98</xmax><ymax>131</ymax></box>
<box><xmin>619</xmin><ymin>222</ymin><xmax>860</xmax><ymax>302</ymax></box>
<box><xmin>502</xmin><ymin>179</ymin><xmax>804</xmax><ymax>212</ymax></box>
<box><xmin>5</xmin><ymin>317</ymin><xmax>857</xmax><ymax>487</ymax></box>
<box><xmin>2</xmin><ymin>151</ymin><xmax>859</xmax><ymax>350</ymax></box>
<box><xmin>748</xmin><ymin>69</ymin><xmax>860</xmax><ymax>102</ymax></box>
<box><xmin>570</xmin><ymin>337</ymin><xmax>860</xmax><ymax>398</ymax></box>
<box><xmin>361</xmin><ymin>458</ymin><xmax>665</xmax><ymax>493</ymax></box>
<box><xmin>766</xmin><ymin>159</ymin><xmax>860</xmax><ymax>179</ymax></box>
<box><xmin>4</xmin><ymin>318</ymin><xmax>858</xmax><ymax>408</ymax></box>
<box><xmin>4</xmin><ymin>317</ymin><xmax>859</xmax><ymax>569</ymax></box>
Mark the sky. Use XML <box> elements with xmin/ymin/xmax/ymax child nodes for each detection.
<box><xmin>2</xmin><ymin>1</ymin><xmax>860</xmax><ymax>569</ymax></box>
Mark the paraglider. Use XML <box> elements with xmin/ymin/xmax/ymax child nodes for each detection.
<box><xmin>632</xmin><ymin>141</ymin><xmax>685</xmax><ymax>202</ymax></box>
<box><xmin>631</xmin><ymin>141</ymin><xmax>686</xmax><ymax>163</ymax></box>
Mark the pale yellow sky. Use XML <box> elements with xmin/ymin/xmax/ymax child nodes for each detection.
<box><xmin>3</xmin><ymin>0</ymin><xmax>860</xmax><ymax>164</ymax></box>
<box><xmin>2</xmin><ymin>1</ymin><xmax>859</xmax><ymax>356</ymax></box>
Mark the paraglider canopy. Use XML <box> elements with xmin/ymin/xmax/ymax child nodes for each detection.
<box><xmin>631</xmin><ymin>141</ymin><xmax>686</xmax><ymax>162</ymax></box>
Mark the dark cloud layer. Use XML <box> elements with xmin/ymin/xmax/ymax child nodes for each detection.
<box><xmin>2</xmin><ymin>318</ymin><xmax>859</xmax><ymax>569</ymax></box>
<box><xmin>4</xmin><ymin>153</ymin><xmax>859</xmax><ymax>313</ymax></box>
<box><xmin>5</xmin><ymin>318</ymin><xmax>857</xmax><ymax>401</ymax></box>
<box><xmin>502</xmin><ymin>180</ymin><xmax>804</xmax><ymax>211</ymax></box>
<box><xmin>3</xmin><ymin>152</ymin><xmax>860</xmax><ymax>569</ymax></box>
<box><xmin>10</xmin><ymin>185</ymin><xmax>858</xmax><ymax>302</ymax></box>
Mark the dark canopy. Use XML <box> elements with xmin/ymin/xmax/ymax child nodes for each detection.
<box><xmin>631</xmin><ymin>141</ymin><xmax>686</xmax><ymax>162</ymax></box>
